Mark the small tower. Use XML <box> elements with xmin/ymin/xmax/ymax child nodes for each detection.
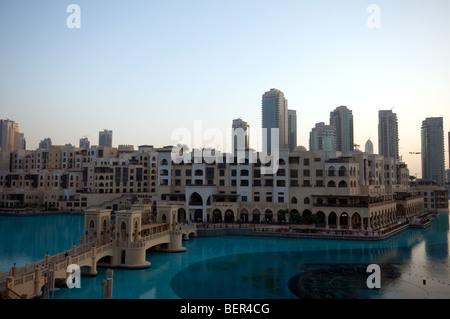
<box><xmin>113</xmin><ymin>208</ymin><xmax>150</xmax><ymax>268</ymax></box>
<box><xmin>157</xmin><ymin>205</ymin><xmax>186</xmax><ymax>252</ymax></box>
<box><xmin>83</xmin><ymin>209</ymin><xmax>112</xmax><ymax>245</ymax></box>
<box><xmin>365</xmin><ymin>139</ymin><xmax>374</xmax><ymax>155</ymax></box>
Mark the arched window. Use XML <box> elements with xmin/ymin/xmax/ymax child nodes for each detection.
<box><xmin>120</xmin><ymin>222</ymin><xmax>127</xmax><ymax>241</ymax></box>
<box><xmin>339</xmin><ymin>166</ymin><xmax>347</xmax><ymax>177</ymax></box>
<box><xmin>328</xmin><ymin>166</ymin><xmax>335</xmax><ymax>177</ymax></box>
<box><xmin>339</xmin><ymin>180</ymin><xmax>348</xmax><ymax>188</ymax></box>
<box><xmin>327</xmin><ymin>180</ymin><xmax>336</xmax><ymax>187</ymax></box>
<box><xmin>189</xmin><ymin>192</ymin><xmax>203</xmax><ymax>205</ymax></box>
<box><xmin>291</xmin><ymin>197</ymin><xmax>297</xmax><ymax>204</ymax></box>
<box><xmin>304</xmin><ymin>197</ymin><xmax>310</xmax><ymax>204</ymax></box>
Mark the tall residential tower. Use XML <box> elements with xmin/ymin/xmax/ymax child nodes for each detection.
<box><xmin>421</xmin><ymin>117</ymin><xmax>445</xmax><ymax>186</ymax></box>
<box><xmin>0</xmin><ymin>119</ymin><xmax>21</xmax><ymax>151</ymax></box>
<box><xmin>262</xmin><ymin>88</ymin><xmax>288</xmax><ymax>152</ymax></box>
<box><xmin>232</xmin><ymin>118</ymin><xmax>249</xmax><ymax>153</ymax></box>
<box><xmin>288</xmin><ymin>109</ymin><xmax>297</xmax><ymax>152</ymax></box>
<box><xmin>309</xmin><ymin>122</ymin><xmax>336</xmax><ymax>151</ymax></box>
<box><xmin>99</xmin><ymin>129</ymin><xmax>113</xmax><ymax>147</ymax></box>
<box><xmin>329</xmin><ymin>105</ymin><xmax>354</xmax><ymax>154</ymax></box>
<box><xmin>378</xmin><ymin>109</ymin><xmax>399</xmax><ymax>159</ymax></box>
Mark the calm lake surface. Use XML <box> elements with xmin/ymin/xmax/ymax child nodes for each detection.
<box><xmin>1</xmin><ymin>212</ymin><xmax>449</xmax><ymax>299</ymax></box>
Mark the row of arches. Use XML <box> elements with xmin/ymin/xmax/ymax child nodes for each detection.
<box><xmin>326</xmin><ymin>180</ymin><xmax>358</xmax><ymax>188</ymax></box>
<box><xmin>327</xmin><ymin>165</ymin><xmax>357</xmax><ymax>177</ymax></box>
<box><xmin>190</xmin><ymin>207</ymin><xmax>411</xmax><ymax>231</ymax></box>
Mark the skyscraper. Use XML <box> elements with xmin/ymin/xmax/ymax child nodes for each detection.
<box><xmin>288</xmin><ymin>109</ymin><xmax>297</xmax><ymax>152</ymax></box>
<box><xmin>262</xmin><ymin>88</ymin><xmax>288</xmax><ymax>152</ymax></box>
<box><xmin>329</xmin><ymin>105</ymin><xmax>354</xmax><ymax>154</ymax></box>
<box><xmin>232</xmin><ymin>118</ymin><xmax>249</xmax><ymax>153</ymax></box>
<box><xmin>99</xmin><ymin>129</ymin><xmax>113</xmax><ymax>147</ymax></box>
<box><xmin>0</xmin><ymin>119</ymin><xmax>20</xmax><ymax>151</ymax></box>
<box><xmin>309</xmin><ymin>122</ymin><xmax>336</xmax><ymax>151</ymax></box>
<box><xmin>378</xmin><ymin>110</ymin><xmax>399</xmax><ymax>159</ymax></box>
<box><xmin>421</xmin><ymin>117</ymin><xmax>445</xmax><ymax>186</ymax></box>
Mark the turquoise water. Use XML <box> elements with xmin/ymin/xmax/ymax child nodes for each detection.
<box><xmin>1</xmin><ymin>213</ymin><xmax>449</xmax><ymax>299</ymax></box>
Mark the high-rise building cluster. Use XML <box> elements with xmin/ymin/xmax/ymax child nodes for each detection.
<box><xmin>0</xmin><ymin>90</ymin><xmax>447</xmax><ymax>221</ymax></box>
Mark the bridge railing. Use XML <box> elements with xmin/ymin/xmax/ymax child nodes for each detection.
<box><xmin>115</xmin><ymin>230</ymin><xmax>170</xmax><ymax>249</ymax></box>
<box><xmin>0</xmin><ymin>241</ymin><xmax>112</xmax><ymax>289</ymax></box>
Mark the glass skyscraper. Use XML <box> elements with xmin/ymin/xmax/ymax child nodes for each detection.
<box><xmin>378</xmin><ymin>110</ymin><xmax>399</xmax><ymax>159</ymax></box>
<box><xmin>261</xmin><ymin>88</ymin><xmax>288</xmax><ymax>152</ymax></box>
<box><xmin>309</xmin><ymin>122</ymin><xmax>336</xmax><ymax>151</ymax></box>
<box><xmin>99</xmin><ymin>129</ymin><xmax>113</xmax><ymax>147</ymax></box>
<box><xmin>329</xmin><ymin>105</ymin><xmax>354</xmax><ymax>154</ymax></box>
<box><xmin>421</xmin><ymin>117</ymin><xmax>445</xmax><ymax>186</ymax></box>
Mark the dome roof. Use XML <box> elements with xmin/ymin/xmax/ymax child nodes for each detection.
<box><xmin>294</xmin><ymin>146</ymin><xmax>308</xmax><ymax>152</ymax></box>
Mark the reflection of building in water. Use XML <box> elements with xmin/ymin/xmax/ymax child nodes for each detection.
<box><xmin>425</xmin><ymin>213</ymin><xmax>449</xmax><ymax>263</ymax></box>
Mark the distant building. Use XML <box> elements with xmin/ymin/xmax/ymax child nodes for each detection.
<box><xmin>0</xmin><ymin>119</ymin><xmax>20</xmax><ymax>152</ymax></box>
<box><xmin>365</xmin><ymin>139</ymin><xmax>374</xmax><ymax>155</ymax></box>
<box><xmin>18</xmin><ymin>133</ymin><xmax>26</xmax><ymax>150</ymax></box>
<box><xmin>99</xmin><ymin>129</ymin><xmax>113</xmax><ymax>147</ymax></box>
<box><xmin>79</xmin><ymin>137</ymin><xmax>90</xmax><ymax>150</ymax></box>
<box><xmin>378</xmin><ymin>110</ymin><xmax>399</xmax><ymax>159</ymax></box>
<box><xmin>232</xmin><ymin>118</ymin><xmax>249</xmax><ymax>153</ymax></box>
<box><xmin>262</xmin><ymin>88</ymin><xmax>288</xmax><ymax>152</ymax></box>
<box><xmin>421</xmin><ymin>117</ymin><xmax>445</xmax><ymax>187</ymax></box>
<box><xmin>330</xmin><ymin>106</ymin><xmax>354</xmax><ymax>155</ymax></box>
<box><xmin>309</xmin><ymin>122</ymin><xmax>336</xmax><ymax>151</ymax></box>
<box><xmin>288</xmin><ymin>109</ymin><xmax>297</xmax><ymax>152</ymax></box>
<box><xmin>39</xmin><ymin>138</ymin><xmax>52</xmax><ymax>150</ymax></box>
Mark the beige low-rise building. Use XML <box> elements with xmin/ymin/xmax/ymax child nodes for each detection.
<box><xmin>0</xmin><ymin>143</ymin><xmax>427</xmax><ymax>233</ymax></box>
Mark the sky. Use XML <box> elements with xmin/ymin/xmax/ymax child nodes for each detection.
<box><xmin>1</xmin><ymin>0</ymin><xmax>450</xmax><ymax>177</ymax></box>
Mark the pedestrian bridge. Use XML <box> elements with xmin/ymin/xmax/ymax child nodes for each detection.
<box><xmin>0</xmin><ymin>204</ymin><xmax>196</xmax><ymax>299</ymax></box>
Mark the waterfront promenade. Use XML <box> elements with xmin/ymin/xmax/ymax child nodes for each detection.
<box><xmin>194</xmin><ymin>216</ymin><xmax>430</xmax><ymax>241</ymax></box>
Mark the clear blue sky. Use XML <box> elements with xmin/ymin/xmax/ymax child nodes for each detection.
<box><xmin>1</xmin><ymin>0</ymin><xmax>449</xmax><ymax>177</ymax></box>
